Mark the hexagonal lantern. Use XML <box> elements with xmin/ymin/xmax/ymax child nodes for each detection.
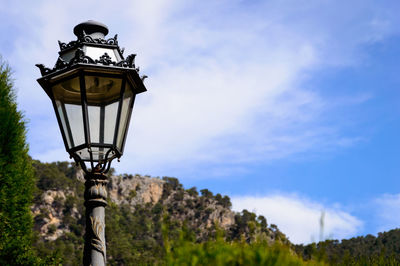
<box><xmin>36</xmin><ymin>20</ymin><xmax>147</xmax><ymax>174</ymax></box>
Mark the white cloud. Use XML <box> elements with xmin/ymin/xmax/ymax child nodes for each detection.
<box><xmin>232</xmin><ymin>194</ymin><xmax>362</xmax><ymax>244</ymax></box>
<box><xmin>1</xmin><ymin>0</ymin><xmax>398</xmax><ymax>177</ymax></box>
<box><xmin>372</xmin><ymin>194</ymin><xmax>400</xmax><ymax>233</ymax></box>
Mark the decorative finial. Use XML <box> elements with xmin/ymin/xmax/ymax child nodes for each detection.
<box><xmin>73</xmin><ymin>20</ymin><xmax>109</xmax><ymax>39</ymax></box>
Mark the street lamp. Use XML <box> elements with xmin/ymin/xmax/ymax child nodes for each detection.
<box><xmin>36</xmin><ymin>20</ymin><xmax>147</xmax><ymax>266</ymax></box>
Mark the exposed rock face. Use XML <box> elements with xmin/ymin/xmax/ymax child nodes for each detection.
<box><xmin>32</xmin><ymin>173</ymin><xmax>237</xmax><ymax>240</ymax></box>
<box><xmin>106</xmin><ymin>174</ymin><xmax>236</xmax><ymax>233</ymax></box>
<box><xmin>161</xmin><ymin>188</ymin><xmax>236</xmax><ymax>234</ymax></box>
<box><xmin>32</xmin><ymin>190</ymin><xmax>80</xmax><ymax>241</ymax></box>
<box><xmin>107</xmin><ymin>174</ymin><xmax>164</xmax><ymax>206</ymax></box>
<box><xmin>31</xmin><ymin>161</ymin><xmax>290</xmax><ymax>265</ymax></box>
<box><xmin>32</xmin><ymin>171</ymin><xmax>279</xmax><ymax>243</ymax></box>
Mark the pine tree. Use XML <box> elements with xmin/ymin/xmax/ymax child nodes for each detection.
<box><xmin>0</xmin><ymin>59</ymin><xmax>39</xmax><ymax>265</ymax></box>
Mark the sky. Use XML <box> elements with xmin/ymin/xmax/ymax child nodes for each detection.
<box><xmin>0</xmin><ymin>0</ymin><xmax>399</xmax><ymax>244</ymax></box>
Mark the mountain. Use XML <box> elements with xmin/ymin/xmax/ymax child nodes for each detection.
<box><xmin>30</xmin><ymin>160</ymin><xmax>400</xmax><ymax>265</ymax></box>
<box><xmin>31</xmin><ymin>160</ymin><xmax>287</xmax><ymax>265</ymax></box>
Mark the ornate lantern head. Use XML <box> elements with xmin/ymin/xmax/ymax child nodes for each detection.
<box><xmin>36</xmin><ymin>20</ymin><xmax>147</xmax><ymax>174</ymax></box>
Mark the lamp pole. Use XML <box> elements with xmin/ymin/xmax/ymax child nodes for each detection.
<box><xmin>83</xmin><ymin>172</ymin><xmax>108</xmax><ymax>265</ymax></box>
<box><xmin>35</xmin><ymin>21</ymin><xmax>147</xmax><ymax>265</ymax></box>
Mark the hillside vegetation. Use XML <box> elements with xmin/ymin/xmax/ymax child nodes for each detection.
<box><xmin>295</xmin><ymin>230</ymin><xmax>400</xmax><ymax>265</ymax></box>
<box><xmin>31</xmin><ymin>160</ymin><xmax>294</xmax><ymax>265</ymax></box>
<box><xmin>30</xmin><ymin>160</ymin><xmax>400</xmax><ymax>265</ymax></box>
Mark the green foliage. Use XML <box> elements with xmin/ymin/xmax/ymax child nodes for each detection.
<box><xmin>128</xmin><ymin>189</ymin><xmax>137</xmax><ymax>200</ymax></box>
<box><xmin>163</xmin><ymin>177</ymin><xmax>182</xmax><ymax>190</ymax></box>
<box><xmin>0</xmin><ymin>59</ymin><xmax>43</xmax><ymax>265</ymax></box>
<box><xmin>30</xmin><ymin>162</ymin><xmax>293</xmax><ymax>264</ymax></box>
<box><xmin>47</xmin><ymin>224</ymin><xmax>57</xmax><ymax>235</ymax></box>
<box><xmin>34</xmin><ymin>232</ymin><xmax>82</xmax><ymax>265</ymax></box>
<box><xmin>200</xmin><ymin>188</ymin><xmax>213</xmax><ymax>198</ymax></box>
<box><xmin>31</xmin><ymin>160</ymin><xmax>85</xmax><ymax>265</ymax></box>
<box><xmin>187</xmin><ymin>186</ymin><xmax>198</xmax><ymax>197</ymax></box>
<box><xmin>165</xmin><ymin>232</ymin><xmax>324</xmax><ymax>266</ymax></box>
<box><xmin>32</xmin><ymin>160</ymin><xmax>79</xmax><ymax>192</ymax></box>
<box><xmin>105</xmin><ymin>202</ymin><xmax>165</xmax><ymax>265</ymax></box>
<box><xmin>295</xmin><ymin>229</ymin><xmax>400</xmax><ymax>265</ymax></box>
<box><xmin>28</xmin><ymin>160</ymin><xmax>400</xmax><ymax>265</ymax></box>
<box><xmin>221</xmin><ymin>195</ymin><xmax>232</xmax><ymax>208</ymax></box>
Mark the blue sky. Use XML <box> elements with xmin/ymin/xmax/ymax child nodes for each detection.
<box><xmin>1</xmin><ymin>0</ymin><xmax>400</xmax><ymax>244</ymax></box>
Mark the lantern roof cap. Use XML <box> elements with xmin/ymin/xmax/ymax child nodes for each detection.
<box><xmin>36</xmin><ymin>20</ymin><xmax>148</xmax><ymax>85</ymax></box>
<box><xmin>73</xmin><ymin>20</ymin><xmax>109</xmax><ymax>39</ymax></box>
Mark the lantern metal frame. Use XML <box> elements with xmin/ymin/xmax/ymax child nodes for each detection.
<box><xmin>36</xmin><ymin>21</ymin><xmax>147</xmax><ymax>174</ymax></box>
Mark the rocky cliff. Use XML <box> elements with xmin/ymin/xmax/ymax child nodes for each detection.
<box><xmin>31</xmin><ymin>160</ymin><xmax>286</xmax><ymax>265</ymax></box>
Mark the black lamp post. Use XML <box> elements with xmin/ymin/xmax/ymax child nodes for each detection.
<box><xmin>36</xmin><ymin>20</ymin><xmax>147</xmax><ymax>266</ymax></box>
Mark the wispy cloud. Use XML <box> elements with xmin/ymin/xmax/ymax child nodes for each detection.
<box><xmin>1</xmin><ymin>0</ymin><xmax>398</xmax><ymax>177</ymax></box>
<box><xmin>371</xmin><ymin>193</ymin><xmax>400</xmax><ymax>233</ymax></box>
<box><xmin>232</xmin><ymin>194</ymin><xmax>362</xmax><ymax>244</ymax></box>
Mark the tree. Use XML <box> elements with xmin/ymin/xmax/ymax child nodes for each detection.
<box><xmin>0</xmin><ymin>59</ymin><xmax>40</xmax><ymax>264</ymax></box>
<box><xmin>200</xmin><ymin>189</ymin><xmax>213</xmax><ymax>198</ymax></box>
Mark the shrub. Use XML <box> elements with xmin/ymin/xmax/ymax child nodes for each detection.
<box><xmin>165</xmin><ymin>232</ymin><xmax>325</xmax><ymax>265</ymax></box>
<box><xmin>0</xmin><ymin>59</ymin><xmax>42</xmax><ymax>265</ymax></box>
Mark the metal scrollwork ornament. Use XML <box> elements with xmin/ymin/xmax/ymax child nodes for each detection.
<box><xmin>96</xmin><ymin>53</ymin><xmax>113</xmax><ymax>65</ymax></box>
<box><xmin>90</xmin><ymin>216</ymin><xmax>105</xmax><ymax>256</ymax></box>
<box><xmin>59</xmin><ymin>33</ymin><xmax>119</xmax><ymax>52</ymax></box>
<box><xmin>37</xmin><ymin>26</ymin><xmax>144</xmax><ymax>78</ymax></box>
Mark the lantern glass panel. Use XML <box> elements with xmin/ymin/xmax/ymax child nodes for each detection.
<box><xmin>55</xmin><ymin>101</ymin><xmax>71</xmax><ymax>148</ymax></box>
<box><xmin>59</xmin><ymin>49</ymin><xmax>78</xmax><ymax>63</ymax></box>
<box><xmin>75</xmin><ymin>146</ymin><xmax>105</xmax><ymax>162</ymax></box>
<box><xmin>87</xmin><ymin>105</ymin><xmax>100</xmax><ymax>143</ymax></box>
<box><xmin>52</xmin><ymin>77</ymin><xmax>85</xmax><ymax>149</ymax></box>
<box><xmin>104</xmin><ymin>101</ymin><xmax>119</xmax><ymax>144</ymax></box>
<box><xmin>85</xmin><ymin>75</ymin><xmax>122</xmax><ymax>161</ymax></box>
<box><xmin>75</xmin><ymin>147</ymin><xmax>90</xmax><ymax>161</ymax></box>
<box><xmin>116</xmin><ymin>82</ymin><xmax>134</xmax><ymax>150</ymax></box>
<box><xmin>84</xmin><ymin>46</ymin><xmax>119</xmax><ymax>62</ymax></box>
